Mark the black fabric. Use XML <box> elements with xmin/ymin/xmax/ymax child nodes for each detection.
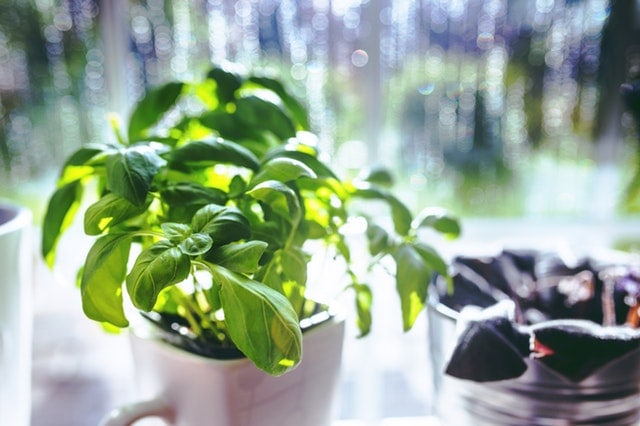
<box><xmin>533</xmin><ymin>321</ymin><xmax>640</xmax><ymax>382</ymax></box>
<box><xmin>445</xmin><ymin>317</ymin><xmax>529</xmax><ymax>382</ymax></box>
<box><xmin>436</xmin><ymin>265</ymin><xmax>499</xmax><ymax>312</ymax></box>
<box><xmin>433</xmin><ymin>250</ymin><xmax>640</xmax><ymax>383</ymax></box>
<box><xmin>437</xmin><ymin>249</ymin><xmax>634</xmax><ymax>324</ymax></box>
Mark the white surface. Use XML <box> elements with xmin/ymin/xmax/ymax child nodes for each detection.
<box><xmin>30</xmin><ymin>217</ymin><xmax>640</xmax><ymax>425</ymax></box>
<box><xmin>336</xmin><ymin>417</ymin><xmax>440</xmax><ymax>425</ymax></box>
<box><xmin>0</xmin><ymin>204</ymin><xmax>32</xmax><ymax>426</ymax></box>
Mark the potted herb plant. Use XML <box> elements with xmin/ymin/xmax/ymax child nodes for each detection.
<box><xmin>41</xmin><ymin>63</ymin><xmax>459</xmax><ymax>426</ymax></box>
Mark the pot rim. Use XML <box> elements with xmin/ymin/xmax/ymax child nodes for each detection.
<box><xmin>129</xmin><ymin>306</ymin><xmax>346</xmax><ymax>366</ymax></box>
<box><xmin>0</xmin><ymin>201</ymin><xmax>31</xmax><ymax>237</ymax></box>
<box><xmin>427</xmin><ymin>292</ymin><xmax>459</xmax><ymax>321</ymax></box>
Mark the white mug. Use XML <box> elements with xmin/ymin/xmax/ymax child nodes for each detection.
<box><xmin>0</xmin><ymin>202</ymin><xmax>32</xmax><ymax>426</ymax></box>
<box><xmin>101</xmin><ymin>315</ymin><xmax>345</xmax><ymax>426</ymax></box>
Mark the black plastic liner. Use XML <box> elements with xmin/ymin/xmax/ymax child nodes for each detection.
<box><xmin>431</xmin><ymin>249</ymin><xmax>640</xmax><ymax>382</ymax></box>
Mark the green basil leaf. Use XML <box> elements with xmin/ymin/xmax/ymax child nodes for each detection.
<box><xmin>208</xmin><ymin>279</ymin><xmax>223</xmax><ymax>312</ymax></box>
<box><xmin>126</xmin><ymin>240</ymin><xmax>191</xmax><ymax>312</ymax></box>
<box><xmin>191</xmin><ymin>205</ymin><xmax>250</xmax><ymax>246</ymax></box>
<box><xmin>62</xmin><ymin>143</ymin><xmax>116</xmax><ymax>169</ymax></box>
<box><xmin>58</xmin><ymin>165</ymin><xmax>97</xmax><ymax>187</ymax></box>
<box><xmin>161</xmin><ymin>223</ymin><xmax>192</xmax><ymax>243</ymax></box>
<box><xmin>261</xmin><ymin>249</ymin><xmax>285</xmax><ymax>293</ymax></box>
<box><xmin>625</xmin><ymin>168</ymin><xmax>640</xmax><ymax>211</ymax></box>
<box><xmin>358</xmin><ymin>166</ymin><xmax>394</xmax><ymax>187</ymax></box>
<box><xmin>280</xmin><ymin>246</ymin><xmax>308</xmax><ymax>287</ymax></box>
<box><xmin>211</xmin><ymin>264</ymin><xmax>302</xmax><ymax>376</ymax></box>
<box><xmin>191</xmin><ymin>203</ymin><xmax>224</xmax><ymax>228</ymax></box>
<box><xmin>282</xmin><ymin>280</ymin><xmax>305</xmax><ymax>319</ymax></box>
<box><xmin>263</xmin><ymin>149</ymin><xmax>338</xmax><ymax>180</ymax></box>
<box><xmin>334</xmin><ymin>235</ymin><xmax>352</xmax><ymax>263</ymax></box>
<box><xmin>179</xmin><ymin>233</ymin><xmax>214</xmax><ymax>256</ymax></box>
<box><xmin>247</xmin><ymin>76</ymin><xmax>310</xmax><ymax>129</ymax></box>
<box><xmin>160</xmin><ymin>181</ymin><xmax>228</xmax><ymax>205</ymax></box>
<box><xmin>198</xmin><ymin>110</ymin><xmax>261</xmax><ymax>143</ymax></box>
<box><xmin>250</xmin><ymin>157</ymin><xmax>316</xmax><ymax>188</ymax></box>
<box><xmin>106</xmin><ymin>147</ymin><xmax>165</xmax><ymax>207</ymax></box>
<box><xmin>128</xmin><ymin>81</ymin><xmax>184</xmax><ymax>142</ymax></box>
<box><xmin>80</xmin><ymin>233</ymin><xmax>132</xmax><ymax>327</ymax></box>
<box><xmin>228</xmin><ymin>175</ymin><xmax>247</xmax><ymax>198</ymax></box>
<box><xmin>394</xmin><ymin>243</ymin><xmax>431</xmax><ymax>331</ymax></box>
<box><xmin>235</xmin><ymin>96</ymin><xmax>296</xmax><ymax>140</ymax></box>
<box><xmin>366</xmin><ymin>223</ymin><xmax>391</xmax><ymax>256</ymax></box>
<box><xmin>207</xmin><ymin>66</ymin><xmax>244</xmax><ymax>104</ymax></box>
<box><xmin>42</xmin><ymin>180</ymin><xmax>83</xmax><ymax>267</ymax></box>
<box><xmin>247</xmin><ymin>180</ymin><xmax>301</xmax><ymax>222</ymax></box>
<box><xmin>352</xmin><ymin>283</ymin><xmax>373</xmax><ymax>337</ymax></box>
<box><xmin>389</xmin><ymin>196</ymin><xmax>414</xmax><ymax>237</ymax></box>
<box><xmin>205</xmin><ymin>240</ymin><xmax>268</xmax><ymax>274</ymax></box>
<box><xmin>413</xmin><ymin>242</ymin><xmax>449</xmax><ymax>277</ymax></box>
<box><xmin>166</xmin><ymin>138</ymin><xmax>260</xmax><ymax>171</ymax></box>
<box><xmin>160</xmin><ymin>182</ymin><xmax>228</xmax><ymax>223</ymax></box>
<box><xmin>303</xmin><ymin>219</ymin><xmax>327</xmax><ymax>239</ymax></box>
<box><xmin>84</xmin><ymin>193</ymin><xmax>150</xmax><ymax>235</ymax></box>
<box><xmin>249</xmin><ymin>221</ymin><xmax>284</xmax><ymax>254</ymax></box>
<box><xmin>414</xmin><ymin>208</ymin><xmax>461</xmax><ymax>239</ymax></box>
<box><xmin>154</xmin><ymin>287</ymin><xmax>182</xmax><ymax>316</ymax></box>
<box><xmin>352</xmin><ymin>185</ymin><xmax>413</xmax><ymax>236</ymax></box>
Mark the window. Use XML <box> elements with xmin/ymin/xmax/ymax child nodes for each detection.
<box><xmin>3</xmin><ymin>0</ymin><xmax>638</xmax><ymax>218</ymax></box>
<box><xmin>7</xmin><ymin>0</ymin><xmax>640</xmax><ymax>423</ymax></box>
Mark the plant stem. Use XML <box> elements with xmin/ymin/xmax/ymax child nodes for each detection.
<box><xmin>190</xmin><ymin>272</ymin><xmax>218</xmax><ymax>333</ymax></box>
<box><xmin>107</xmin><ymin>113</ymin><xmax>128</xmax><ymax>146</ymax></box>
<box><xmin>131</xmin><ymin>230</ymin><xmax>165</xmax><ymax>240</ymax></box>
<box><xmin>284</xmin><ymin>217</ymin><xmax>301</xmax><ymax>251</ymax></box>
<box><xmin>168</xmin><ymin>286</ymin><xmax>204</xmax><ymax>336</ymax></box>
<box><xmin>189</xmin><ymin>260</ymin><xmax>219</xmax><ymax>331</ymax></box>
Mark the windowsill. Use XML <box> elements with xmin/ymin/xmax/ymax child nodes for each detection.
<box><xmin>31</xmin><ymin>217</ymin><xmax>640</xmax><ymax>424</ymax></box>
<box><xmin>336</xmin><ymin>418</ymin><xmax>440</xmax><ymax>425</ymax></box>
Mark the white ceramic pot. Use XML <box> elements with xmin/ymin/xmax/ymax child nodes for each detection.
<box><xmin>0</xmin><ymin>202</ymin><xmax>32</xmax><ymax>426</ymax></box>
<box><xmin>102</xmin><ymin>314</ymin><xmax>345</xmax><ymax>426</ymax></box>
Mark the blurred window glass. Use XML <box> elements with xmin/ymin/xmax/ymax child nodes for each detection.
<box><xmin>1</xmin><ymin>0</ymin><xmax>638</xmax><ymax>216</ymax></box>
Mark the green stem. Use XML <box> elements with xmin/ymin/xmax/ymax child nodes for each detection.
<box><xmin>284</xmin><ymin>214</ymin><xmax>301</xmax><ymax>250</ymax></box>
<box><xmin>189</xmin><ymin>261</ymin><xmax>218</xmax><ymax>331</ymax></box>
<box><xmin>253</xmin><ymin>216</ymin><xmax>301</xmax><ymax>286</ymax></box>
<box><xmin>255</xmin><ymin>251</ymin><xmax>277</xmax><ymax>284</ymax></box>
<box><xmin>131</xmin><ymin>230</ymin><xmax>165</xmax><ymax>240</ymax></box>
<box><xmin>190</xmin><ymin>272</ymin><xmax>217</xmax><ymax>333</ymax></box>
<box><xmin>107</xmin><ymin>113</ymin><xmax>128</xmax><ymax>146</ymax></box>
<box><xmin>269</xmin><ymin>211</ymin><xmax>303</xmax><ymax>280</ymax></box>
<box><xmin>167</xmin><ymin>286</ymin><xmax>204</xmax><ymax>336</ymax></box>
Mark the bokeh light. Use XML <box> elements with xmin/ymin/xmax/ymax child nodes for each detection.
<box><xmin>0</xmin><ymin>0</ymin><xmax>631</xmax><ymax>219</ymax></box>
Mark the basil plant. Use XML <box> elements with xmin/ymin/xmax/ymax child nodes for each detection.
<box><xmin>42</xmin><ymin>65</ymin><xmax>460</xmax><ymax>376</ymax></box>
